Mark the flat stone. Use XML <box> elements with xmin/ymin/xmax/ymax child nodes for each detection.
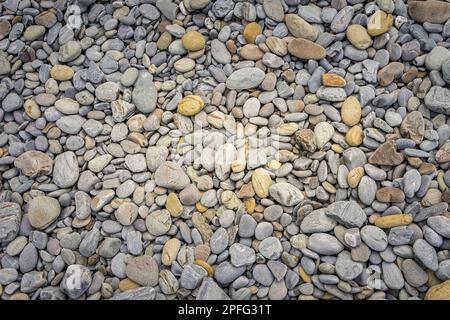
<box><xmin>28</xmin><ymin>196</ymin><xmax>61</xmax><ymax>230</ymax></box>
<box><xmin>53</xmin><ymin>151</ymin><xmax>79</xmax><ymax>188</ymax></box>
<box><xmin>307</xmin><ymin>233</ymin><xmax>344</xmax><ymax>255</ymax></box>
<box><xmin>226</xmin><ymin>67</ymin><xmax>265</xmax><ymax>90</ymax></box>
<box><xmin>126</xmin><ymin>256</ymin><xmax>159</xmax><ymax>286</ymax></box>
<box><xmin>132</xmin><ymin>71</ymin><xmax>157</xmax><ymax>113</ymax></box>
<box><xmin>269</xmin><ymin>182</ymin><xmax>304</xmax><ymax>206</ymax></box>
<box><xmin>326</xmin><ymin>201</ymin><xmax>367</xmax><ymax>228</ymax></box>
<box><xmin>0</xmin><ymin>202</ymin><xmax>21</xmax><ymax>244</ymax></box>
<box><xmin>154</xmin><ymin>161</ymin><xmax>190</xmax><ymax>190</ymax></box>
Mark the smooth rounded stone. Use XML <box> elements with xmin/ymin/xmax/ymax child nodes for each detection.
<box><xmin>211</xmin><ymin>39</ymin><xmax>231</xmax><ymax>64</ymax></box>
<box><xmin>226</xmin><ymin>67</ymin><xmax>265</xmax><ymax>90</ymax></box>
<box><xmin>98</xmin><ymin>237</ymin><xmax>121</xmax><ymax>258</ymax></box>
<box><xmin>301</xmin><ymin>208</ymin><xmax>337</xmax><ymax>233</ymax></box>
<box><xmin>335</xmin><ymin>251</ymin><xmax>363</xmax><ymax>281</ymax></box>
<box><xmin>258</xmin><ymin>237</ymin><xmax>283</xmax><ymax>260</ymax></box>
<box><xmin>212</xmin><ymin>258</ymin><xmax>246</xmax><ymax>286</ymax></box>
<box><xmin>388</xmin><ymin>226</ymin><xmax>414</xmax><ymax>246</ymax></box>
<box><xmin>60</xmin><ymin>265</ymin><xmax>92</xmax><ymax>299</ymax></box>
<box><xmin>402</xmin><ymin>259</ymin><xmax>428</xmax><ymax>287</ymax></box>
<box><xmin>132</xmin><ymin>71</ymin><xmax>157</xmax><ymax>114</ymax></box>
<box><xmin>229</xmin><ymin>243</ymin><xmax>256</xmax><ymax>267</ymax></box>
<box><xmin>307</xmin><ymin>233</ymin><xmax>344</xmax><ymax>255</ymax></box>
<box><xmin>180</xmin><ymin>264</ymin><xmax>208</xmax><ymax>289</ymax></box>
<box><xmin>0</xmin><ymin>268</ymin><xmax>18</xmax><ymax>285</ymax></box>
<box><xmin>358</xmin><ymin>176</ymin><xmax>377</xmax><ymax>206</ymax></box>
<box><xmin>385</xmin><ymin>110</ymin><xmax>402</xmax><ymax>127</ymax></box>
<box><xmin>346</xmin><ymin>25</ymin><xmax>372</xmax><ymax>50</ymax></box>
<box><xmin>56</xmin><ymin>115</ymin><xmax>86</xmax><ymax>134</ymax></box>
<box><xmin>0</xmin><ymin>202</ymin><xmax>22</xmax><ymax>244</ymax></box>
<box><xmin>179</xmin><ymin>184</ymin><xmax>201</xmax><ymax>206</ymax></box>
<box><xmin>139</xmin><ymin>3</ymin><xmax>160</xmax><ymax>20</ymax></box>
<box><xmin>238</xmin><ymin>214</ymin><xmax>257</xmax><ymax>238</ymax></box>
<box><xmin>154</xmin><ymin>161</ymin><xmax>190</xmax><ymax>190</ymax></box>
<box><xmin>341</xmin><ymin>96</ymin><xmax>362</xmax><ymax>126</ymax></box>
<box><xmin>408</xmin><ymin>0</ymin><xmax>450</xmax><ymax>24</ymax></box>
<box><xmin>436</xmin><ymin>261</ymin><xmax>450</xmax><ymax>281</ymax></box>
<box><xmin>146</xmin><ymin>146</ymin><xmax>169</xmax><ymax>172</ymax></box>
<box><xmin>326</xmin><ymin>201</ymin><xmax>366</xmax><ymax>228</ymax></box>
<box><xmin>427</xmin><ymin>216</ymin><xmax>450</xmax><ymax>238</ymax></box>
<box><xmin>255</xmin><ymin>222</ymin><xmax>273</xmax><ymax>240</ymax></box>
<box><xmin>59</xmin><ymin>41</ymin><xmax>82</xmax><ymax>62</ymax></box>
<box><xmin>121</xmin><ymin>68</ymin><xmax>139</xmax><ymax>87</ymax></box>
<box><xmin>95</xmin><ymin>82</ymin><xmax>119</xmax><ymax>102</ymax></box>
<box><xmin>145</xmin><ymin>210</ymin><xmax>171</xmax><ymax>236</ymax></box>
<box><xmin>79</xmin><ymin>228</ymin><xmax>100</xmax><ymax>257</ymax></box>
<box><xmin>88</xmin><ymin>154</ymin><xmax>112</xmax><ymax>173</ymax></box>
<box><xmin>314</xmin><ymin>122</ymin><xmax>335</xmax><ymax>149</ymax></box>
<box><xmin>174</xmin><ymin>58</ymin><xmax>195</xmax><ymax>73</ymax></box>
<box><xmin>424</xmin><ymin>86</ymin><xmax>450</xmax><ymax>115</ymax></box>
<box><xmin>360</xmin><ymin>226</ymin><xmax>388</xmax><ymax>252</ymax></box>
<box><xmin>52</xmin><ymin>151</ymin><xmax>79</xmax><ymax>188</ymax></box>
<box><xmin>126</xmin><ymin>256</ymin><xmax>159</xmax><ymax>287</ymax></box>
<box><xmin>115</xmin><ymin>202</ymin><xmax>138</xmax><ymax>226</ymax></box>
<box><xmin>28</xmin><ymin>196</ymin><xmax>61</xmax><ymax>230</ymax></box>
<box><xmin>125</xmin><ymin>154</ymin><xmax>147</xmax><ymax>173</ymax></box>
<box><xmin>413</xmin><ymin>239</ymin><xmax>438</xmax><ymax>271</ymax></box>
<box><xmin>2</xmin><ymin>92</ymin><xmax>22</xmax><ymax>112</ymax></box>
<box><xmin>269</xmin><ymin>182</ymin><xmax>304</xmax><ymax>206</ymax></box>
<box><xmin>253</xmin><ymin>264</ymin><xmax>274</xmax><ymax>286</ymax></box>
<box><xmin>51</xmin><ymin>65</ymin><xmax>74</xmax><ymax>81</ymax></box>
<box><xmin>18</xmin><ymin>243</ymin><xmax>38</xmax><ymax>273</ymax></box>
<box><xmin>263</xmin><ymin>205</ymin><xmax>282</xmax><ymax>221</ymax></box>
<box><xmin>210</xmin><ymin>227</ymin><xmax>229</xmax><ymax>254</ymax></box>
<box><xmin>382</xmin><ymin>262</ymin><xmax>404</xmax><ymax>290</ymax></box>
<box><xmin>288</xmin><ymin>38</ymin><xmax>325</xmax><ymax>60</ymax></box>
<box><xmin>425</xmin><ymin>46</ymin><xmax>450</xmax><ymax>71</ymax></box>
<box><xmin>243</xmin><ymin>97</ymin><xmax>261</xmax><ymax>118</ymax></box>
<box><xmin>285</xmin><ymin>14</ymin><xmax>318</xmax><ymax>41</ymax></box>
<box><xmin>405</xmin><ymin>175</ymin><xmax>424</xmax><ymax>200</ymax></box>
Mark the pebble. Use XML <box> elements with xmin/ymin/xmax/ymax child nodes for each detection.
<box><xmin>28</xmin><ymin>196</ymin><xmax>61</xmax><ymax>230</ymax></box>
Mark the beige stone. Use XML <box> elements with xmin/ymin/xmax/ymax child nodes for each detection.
<box><xmin>252</xmin><ymin>168</ymin><xmax>273</xmax><ymax>198</ymax></box>
<box><xmin>341</xmin><ymin>96</ymin><xmax>362</xmax><ymax>126</ymax></box>
<box><xmin>346</xmin><ymin>25</ymin><xmax>372</xmax><ymax>50</ymax></box>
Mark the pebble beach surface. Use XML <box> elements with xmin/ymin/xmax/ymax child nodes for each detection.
<box><xmin>1</xmin><ymin>0</ymin><xmax>450</xmax><ymax>301</ymax></box>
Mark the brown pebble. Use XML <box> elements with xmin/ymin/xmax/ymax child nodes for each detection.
<box><xmin>376</xmin><ymin>187</ymin><xmax>406</xmax><ymax>203</ymax></box>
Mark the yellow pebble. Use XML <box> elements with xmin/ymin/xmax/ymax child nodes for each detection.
<box><xmin>251</xmin><ymin>168</ymin><xmax>272</xmax><ymax>198</ymax></box>
<box><xmin>166</xmin><ymin>192</ymin><xmax>183</xmax><ymax>217</ymax></box>
<box><xmin>374</xmin><ymin>214</ymin><xmax>413</xmax><ymax>229</ymax></box>
<box><xmin>181</xmin><ymin>31</ymin><xmax>205</xmax><ymax>51</ymax></box>
<box><xmin>322</xmin><ymin>181</ymin><xmax>336</xmax><ymax>194</ymax></box>
<box><xmin>298</xmin><ymin>266</ymin><xmax>311</xmax><ymax>283</ymax></box>
<box><xmin>347</xmin><ymin>167</ymin><xmax>365</xmax><ymax>188</ymax></box>
<box><xmin>367</xmin><ymin>10</ymin><xmax>393</xmax><ymax>36</ymax></box>
<box><xmin>177</xmin><ymin>95</ymin><xmax>205</xmax><ymax>116</ymax></box>
<box><xmin>119</xmin><ymin>278</ymin><xmax>140</xmax><ymax>292</ymax></box>
<box><xmin>331</xmin><ymin>144</ymin><xmax>344</xmax><ymax>153</ymax></box>
<box><xmin>196</xmin><ymin>202</ymin><xmax>208</xmax><ymax>213</ymax></box>
<box><xmin>243</xmin><ymin>22</ymin><xmax>262</xmax><ymax>44</ymax></box>
<box><xmin>345</xmin><ymin>126</ymin><xmax>364</xmax><ymax>146</ymax></box>
<box><xmin>194</xmin><ymin>259</ymin><xmax>214</xmax><ymax>277</ymax></box>
<box><xmin>425</xmin><ymin>280</ymin><xmax>450</xmax><ymax>300</ymax></box>
<box><xmin>244</xmin><ymin>198</ymin><xmax>256</xmax><ymax>213</ymax></box>
<box><xmin>24</xmin><ymin>99</ymin><xmax>41</xmax><ymax>119</ymax></box>
<box><xmin>50</xmin><ymin>64</ymin><xmax>74</xmax><ymax>81</ymax></box>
